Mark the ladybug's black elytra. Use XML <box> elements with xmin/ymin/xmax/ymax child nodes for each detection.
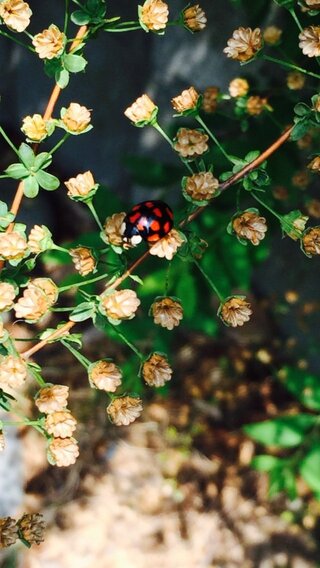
<box><xmin>121</xmin><ymin>200</ymin><xmax>174</xmax><ymax>247</ymax></box>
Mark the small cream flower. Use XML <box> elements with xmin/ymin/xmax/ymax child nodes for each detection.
<box><xmin>219</xmin><ymin>296</ymin><xmax>252</xmax><ymax>327</ymax></box>
<box><xmin>232</xmin><ymin>210</ymin><xmax>267</xmax><ymax>245</ymax></box>
<box><xmin>107</xmin><ymin>396</ymin><xmax>143</xmax><ymax>426</ymax></box>
<box><xmin>103</xmin><ymin>212</ymin><xmax>126</xmax><ymax>247</ymax></box>
<box><xmin>202</xmin><ymin>86</ymin><xmax>220</xmax><ymax>113</ymax></box>
<box><xmin>263</xmin><ymin>26</ymin><xmax>282</xmax><ymax>45</ymax></box>
<box><xmin>0</xmin><ymin>0</ymin><xmax>32</xmax><ymax>32</ymax></box>
<box><xmin>0</xmin><ymin>231</ymin><xmax>27</xmax><ymax>261</ymax></box>
<box><xmin>21</xmin><ymin>114</ymin><xmax>48</xmax><ymax>142</ymax></box>
<box><xmin>246</xmin><ymin>95</ymin><xmax>270</xmax><ymax>116</ymax></box>
<box><xmin>31</xmin><ymin>278</ymin><xmax>58</xmax><ymax>307</ymax></box>
<box><xmin>184</xmin><ymin>172</ymin><xmax>219</xmax><ymax>202</ymax></box>
<box><xmin>302</xmin><ymin>227</ymin><xmax>320</xmax><ymax>256</ymax></box>
<box><xmin>70</xmin><ymin>247</ymin><xmax>96</xmax><ymax>276</ymax></box>
<box><xmin>28</xmin><ymin>224</ymin><xmax>53</xmax><ymax>254</ymax></box>
<box><xmin>0</xmin><ymin>355</ymin><xmax>27</xmax><ymax>389</ymax></box>
<box><xmin>45</xmin><ymin>410</ymin><xmax>77</xmax><ymax>438</ymax></box>
<box><xmin>286</xmin><ymin>71</ymin><xmax>305</xmax><ymax>90</ymax></box>
<box><xmin>229</xmin><ymin>78</ymin><xmax>249</xmax><ymax>98</ymax></box>
<box><xmin>305</xmin><ymin>0</ymin><xmax>320</xmax><ymax>7</ymax></box>
<box><xmin>0</xmin><ymin>282</ymin><xmax>16</xmax><ymax>311</ymax></box>
<box><xmin>0</xmin><ymin>517</ymin><xmax>18</xmax><ymax>548</ymax></box>
<box><xmin>308</xmin><ymin>156</ymin><xmax>320</xmax><ymax>172</ymax></box>
<box><xmin>151</xmin><ymin>297</ymin><xmax>183</xmax><ymax>330</ymax></box>
<box><xmin>140</xmin><ymin>0</ymin><xmax>169</xmax><ymax>31</ymax></box>
<box><xmin>0</xmin><ymin>431</ymin><xmax>5</xmax><ymax>452</ymax></box>
<box><xmin>183</xmin><ymin>4</ymin><xmax>207</xmax><ymax>32</ymax></box>
<box><xmin>17</xmin><ymin>514</ymin><xmax>45</xmax><ymax>545</ymax></box>
<box><xmin>299</xmin><ymin>26</ymin><xmax>320</xmax><ymax>57</ymax></box>
<box><xmin>149</xmin><ymin>228</ymin><xmax>184</xmax><ymax>260</ymax></box>
<box><xmin>62</xmin><ymin>103</ymin><xmax>91</xmax><ymax>133</ymax></box>
<box><xmin>173</xmin><ymin>127</ymin><xmax>208</xmax><ymax>159</ymax></box>
<box><xmin>64</xmin><ymin>171</ymin><xmax>96</xmax><ymax>199</ymax></box>
<box><xmin>124</xmin><ymin>94</ymin><xmax>157</xmax><ymax>124</ymax></box>
<box><xmin>141</xmin><ymin>352</ymin><xmax>172</xmax><ymax>387</ymax></box>
<box><xmin>35</xmin><ymin>385</ymin><xmax>69</xmax><ymax>414</ymax></box>
<box><xmin>32</xmin><ymin>24</ymin><xmax>65</xmax><ymax>60</ymax></box>
<box><xmin>14</xmin><ymin>285</ymin><xmax>49</xmax><ymax>322</ymax></box>
<box><xmin>171</xmin><ymin>86</ymin><xmax>200</xmax><ymax>113</ymax></box>
<box><xmin>224</xmin><ymin>27</ymin><xmax>262</xmax><ymax>62</ymax></box>
<box><xmin>48</xmin><ymin>437</ymin><xmax>79</xmax><ymax>467</ymax></box>
<box><xmin>89</xmin><ymin>360</ymin><xmax>122</xmax><ymax>392</ymax></box>
<box><xmin>100</xmin><ymin>289</ymin><xmax>140</xmax><ymax>321</ymax></box>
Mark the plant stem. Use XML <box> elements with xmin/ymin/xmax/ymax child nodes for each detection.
<box><xmin>262</xmin><ymin>54</ymin><xmax>320</xmax><ymax>80</ymax></box>
<box><xmin>50</xmin><ymin>133</ymin><xmax>70</xmax><ymax>155</ymax></box>
<box><xmin>195</xmin><ymin>115</ymin><xmax>234</xmax><ymax>163</ymax></box>
<box><xmin>109</xmin><ymin>323</ymin><xmax>144</xmax><ymax>361</ymax></box>
<box><xmin>52</xmin><ymin>244</ymin><xmax>70</xmax><ymax>254</ymax></box>
<box><xmin>51</xmin><ymin>307</ymin><xmax>74</xmax><ymax>312</ymax></box>
<box><xmin>87</xmin><ymin>201</ymin><xmax>103</xmax><ymax>230</ymax></box>
<box><xmin>153</xmin><ymin>122</ymin><xmax>194</xmax><ymax>174</ymax></box>
<box><xmin>288</xmin><ymin>8</ymin><xmax>303</xmax><ymax>33</ymax></box>
<box><xmin>58</xmin><ymin>271</ymin><xmax>110</xmax><ymax>292</ymax></box>
<box><xmin>105</xmin><ymin>25</ymin><xmax>142</xmax><ymax>32</ymax></box>
<box><xmin>251</xmin><ymin>192</ymin><xmax>283</xmax><ymax>222</ymax></box>
<box><xmin>64</xmin><ymin>0</ymin><xmax>70</xmax><ymax>34</ymax></box>
<box><xmin>61</xmin><ymin>339</ymin><xmax>91</xmax><ymax>369</ymax></box>
<box><xmin>193</xmin><ymin>257</ymin><xmax>224</xmax><ymax>302</ymax></box>
<box><xmin>0</xmin><ymin>28</ymin><xmax>34</xmax><ymax>52</ymax></box>
<box><xmin>0</xmin><ymin>125</ymin><xmax>20</xmax><ymax>157</ymax></box>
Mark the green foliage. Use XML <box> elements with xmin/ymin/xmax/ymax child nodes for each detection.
<box><xmin>244</xmin><ymin>414</ymin><xmax>317</xmax><ymax>448</ymax></box>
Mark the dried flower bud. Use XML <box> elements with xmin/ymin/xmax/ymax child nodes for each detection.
<box><xmin>32</xmin><ymin>24</ymin><xmax>65</xmax><ymax>59</ymax></box>
<box><xmin>286</xmin><ymin>71</ymin><xmax>306</xmax><ymax>90</ymax></box>
<box><xmin>17</xmin><ymin>513</ymin><xmax>45</xmax><ymax>545</ymax></box>
<box><xmin>88</xmin><ymin>360</ymin><xmax>122</xmax><ymax>392</ymax></box>
<box><xmin>183</xmin><ymin>172</ymin><xmax>219</xmax><ymax>202</ymax></box>
<box><xmin>173</xmin><ymin>127</ymin><xmax>208</xmax><ymax>159</ymax></box>
<box><xmin>305</xmin><ymin>0</ymin><xmax>320</xmax><ymax>8</ymax></box>
<box><xmin>246</xmin><ymin>96</ymin><xmax>270</xmax><ymax>116</ymax></box>
<box><xmin>201</xmin><ymin>86</ymin><xmax>219</xmax><ymax>113</ymax></box>
<box><xmin>103</xmin><ymin>212</ymin><xmax>126</xmax><ymax>247</ymax></box>
<box><xmin>14</xmin><ymin>285</ymin><xmax>49</xmax><ymax>322</ymax></box>
<box><xmin>0</xmin><ymin>431</ymin><xmax>5</xmax><ymax>451</ymax></box>
<box><xmin>0</xmin><ymin>355</ymin><xmax>27</xmax><ymax>389</ymax></box>
<box><xmin>28</xmin><ymin>224</ymin><xmax>53</xmax><ymax>253</ymax></box>
<box><xmin>70</xmin><ymin>246</ymin><xmax>96</xmax><ymax>276</ymax></box>
<box><xmin>292</xmin><ymin>170</ymin><xmax>310</xmax><ymax>189</ymax></box>
<box><xmin>302</xmin><ymin>227</ymin><xmax>320</xmax><ymax>256</ymax></box>
<box><xmin>48</xmin><ymin>437</ymin><xmax>79</xmax><ymax>467</ymax></box>
<box><xmin>35</xmin><ymin>385</ymin><xmax>69</xmax><ymax>414</ymax></box>
<box><xmin>124</xmin><ymin>94</ymin><xmax>157</xmax><ymax>125</ymax></box>
<box><xmin>151</xmin><ymin>297</ymin><xmax>183</xmax><ymax>330</ymax></box>
<box><xmin>100</xmin><ymin>289</ymin><xmax>140</xmax><ymax>321</ymax></box>
<box><xmin>308</xmin><ymin>156</ymin><xmax>320</xmax><ymax>173</ymax></box>
<box><xmin>107</xmin><ymin>396</ymin><xmax>143</xmax><ymax>426</ymax></box>
<box><xmin>232</xmin><ymin>210</ymin><xmax>267</xmax><ymax>245</ymax></box>
<box><xmin>139</xmin><ymin>0</ymin><xmax>169</xmax><ymax>32</ymax></box>
<box><xmin>0</xmin><ymin>282</ymin><xmax>16</xmax><ymax>311</ymax></box>
<box><xmin>219</xmin><ymin>297</ymin><xmax>252</xmax><ymax>327</ymax></box>
<box><xmin>30</xmin><ymin>278</ymin><xmax>58</xmax><ymax>307</ymax></box>
<box><xmin>62</xmin><ymin>103</ymin><xmax>91</xmax><ymax>133</ymax></box>
<box><xmin>263</xmin><ymin>26</ymin><xmax>282</xmax><ymax>45</ymax></box>
<box><xmin>64</xmin><ymin>171</ymin><xmax>97</xmax><ymax>200</ymax></box>
<box><xmin>229</xmin><ymin>78</ymin><xmax>249</xmax><ymax>98</ymax></box>
<box><xmin>149</xmin><ymin>228</ymin><xmax>185</xmax><ymax>260</ymax></box>
<box><xmin>171</xmin><ymin>86</ymin><xmax>200</xmax><ymax>113</ymax></box>
<box><xmin>282</xmin><ymin>211</ymin><xmax>309</xmax><ymax>240</ymax></box>
<box><xmin>183</xmin><ymin>4</ymin><xmax>207</xmax><ymax>32</ymax></box>
<box><xmin>224</xmin><ymin>27</ymin><xmax>262</xmax><ymax>62</ymax></box>
<box><xmin>0</xmin><ymin>0</ymin><xmax>32</xmax><ymax>32</ymax></box>
<box><xmin>21</xmin><ymin>114</ymin><xmax>49</xmax><ymax>142</ymax></box>
<box><xmin>45</xmin><ymin>410</ymin><xmax>77</xmax><ymax>438</ymax></box>
<box><xmin>306</xmin><ymin>199</ymin><xmax>320</xmax><ymax>219</ymax></box>
<box><xmin>0</xmin><ymin>231</ymin><xmax>28</xmax><ymax>261</ymax></box>
<box><xmin>299</xmin><ymin>26</ymin><xmax>320</xmax><ymax>57</ymax></box>
<box><xmin>0</xmin><ymin>517</ymin><xmax>18</xmax><ymax>548</ymax></box>
<box><xmin>141</xmin><ymin>352</ymin><xmax>173</xmax><ymax>387</ymax></box>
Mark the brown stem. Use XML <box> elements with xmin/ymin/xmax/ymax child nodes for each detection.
<box><xmin>22</xmin><ymin>320</ymin><xmax>75</xmax><ymax>359</ymax></box>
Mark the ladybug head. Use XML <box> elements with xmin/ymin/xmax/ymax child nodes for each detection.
<box><xmin>120</xmin><ymin>220</ymin><xmax>143</xmax><ymax>247</ymax></box>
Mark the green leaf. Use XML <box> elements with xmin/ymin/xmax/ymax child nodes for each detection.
<box><xmin>244</xmin><ymin>414</ymin><xmax>316</xmax><ymax>448</ymax></box>
<box><xmin>300</xmin><ymin>445</ymin><xmax>320</xmax><ymax>495</ymax></box>
<box><xmin>129</xmin><ymin>274</ymin><xmax>144</xmax><ymax>285</ymax></box>
<box><xmin>251</xmin><ymin>455</ymin><xmax>283</xmax><ymax>472</ymax></box>
<box><xmin>23</xmin><ymin>176</ymin><xmax>39</xmax><ymax>198</ymax></box>
<box><xmin>70</xmin><ymin>301</ymin><xmax>96</xmax><ymax>322</ymax></box>
<box><xmin>18</xmin><ymin>143</ymin><xmax>35</xmax><ymax>168</ymax></box>
<box><xmin>5</xmin><ymin>163</ymin><xmax>28</xmax><ymax>179</ymax></box>
<box><xmin>273</xmin><ymin>0</ymin><xmax>294</xmax><ymax>8</ymax></box>
<box><xmin>44</xmin><ymin>57</ymin><xmax>62</xmax><ymax>78</ymax></box>
<box><xmin>290</xmin><ymin>118</ymin><xmax>311</xmax><ymax>141</ymax></box>
<box><xmin>34</xmin><ymin>152</ymin><xmax>52</xmax><ymax>171</ymax></box>
<box><xmin>71</xmin><ymin>10</ymin><xmax>91</xmax><ymax>25</ymax></box>
<box><xmin>0</xmin><ymin>201</ymin><xmax>14</xmax><ymax>228</ymax></box>
<box><xmin>63</xmin><ymin>53</ymin><xmax>87</xmax><ymax>73</ymax></box>
<box><xmin>281</xmin><ymin>367</ymin><xmax>320</xmax><ymax>410</ymax></box>
<box><xmin>35</xmin><ymin>170</ymin><xmax>60</xmax><ymax>191</ymax></box>
<box><xmin>56</xmin><ymin>68</ymin><xmax>69</xmax><ymax>89</ymax></box>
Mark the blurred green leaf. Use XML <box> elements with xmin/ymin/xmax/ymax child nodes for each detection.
<box><xmin>300</xmin><ymin>445</ymin><xmax>320</xmax><ymax>496</ymax></box>
<box><xmin>281</xmin><ymin>367</ymin><xmax>320</xmax><ymax>410</ymax></box>
<box><xmin>244</xmin><ymin>414</ymin><xmax>316</xmax><ymax>448</ymax></box>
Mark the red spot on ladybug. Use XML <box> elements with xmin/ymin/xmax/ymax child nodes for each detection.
<box><xmin>145</xmin><ymin>201</ymin><xmax>154</xmax><ymax>208</ymax></box>
<box><xmin>132</xmin><ymin>204</ymin><xmax>140</xmax><ymax>211</ymax></box>
<box><xmin>147</xmin><ymin>233</ymin><xmax>161</xmax><ymax>242</ymax></box>
<box><xmin>121</xmin><ymin>200</ymin><xmax>174</xmax><ymax>247</ymax></box>
<box><xmin>163</xmin><ymin>221</ymin><xmax>171</xmax><ymax>233</ymax></box>
<box><xmin>153</xmin><ymin>207</ymin><xmax>163</xmax><ymax>218</ymax></box>
<box><xmin>150</xmin><ymin>220</ymin><xmax>160</xmax><ymax>231</ymax></box>
<box><xmin>129</xmin><ymin>212</ymin><xmax>141</xmax><ymax>224</ymax></box>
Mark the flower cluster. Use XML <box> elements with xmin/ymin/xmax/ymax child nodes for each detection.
<box><xmin>0</xmin><ymin>513</ymin><xmax>45</xmax><ymax>549</ymax></box>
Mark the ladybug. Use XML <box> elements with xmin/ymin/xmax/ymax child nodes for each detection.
<box><xmin>121</xmin><ymin>200</ymin><xmax>174</xmax><ymax>246</ymax></box>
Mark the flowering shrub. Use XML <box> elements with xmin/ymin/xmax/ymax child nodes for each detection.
<box><xmin>0</xmin><ymin>0</ymin><xmax>320</xmax><ymax>540</ymax></box>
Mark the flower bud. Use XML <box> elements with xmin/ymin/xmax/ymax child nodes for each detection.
<box><xmin>308</xmin><ymin>156</ymin><xmax>320</xmax><ymax>173</ymax></box>
<box><xmin>64</xmin><ymin>171</ymin><xmax>97</xmax><ymax>200</ymax></box>
<box><xmin>21</xmin><ymin>114</ymin><xmax>49</xmax><ymax>142</ymax></box>
<box><xmin>48</xmin><ymin>437</ymin><xmax>79</xmax><ymax>467</ymax></box>
<box><xmin>263</xmin><ymin>26</ymin><xmax>282</xmax><ymax>45</ymax></box>
<box><xmin>219</xmin><ymin>296</ymin><xmax>252</xmax><ymax>327</ymax></box>
<box><xmin>183</xmin><ymin>172</ymin><xmax>219</xmax><ymax>202</ymax></box>
<box><xmin>302</xmin><ymin>226</ymin><xmax>320</xmax><ymax>256</ymax></box>
<box><xmin>0</xmin><ymin>516</ymin><xmax>18</xmax><ymax>548</ymax></box>
<box><xmin>171</xmin><ymin>86</ymin><xmax>200</xmax><ymax>114</ymax></box>
<box><xmin>100</xmin><ymin>289</ymin><xmax>140</xmax><ymax>322</ymax></box>
<box><xmin>17</xmin><ymin>513</ymin><xmax>45</xmax><ymax>545</ymax></box>
<box><xmin>70</xmin><ymin>246</ymin><xmax>96</xmax><ymax>276</ymax></box>
<box><xmin>28</xmin><ymin>225</ymin><xmax>53</xmax><ymax>253</ymax></box>
<box><xmin>107</xmin><ymin>396</ymin><xmax>143</xmax><ymax>426</ymax></box>
<box><xmin>151</xmin><ymin>297</ymin><xmax>183</xmax><ymax>330</ymax></box>
<box><xmin>149</xmin><ymin>228</ymin><xmax>185</xmax><ymax>260</ymax></box>
<box><xmin>141</xmin><ymin>352</ymin><xmax>172</xmax><ymax>387</ymax></box>
<box><xmin>62</xmin><ymin>103</ymin><xmax>91</xmax><ymax>133</ymax></box>
<box><xmin>246</xmin><ymin>96</ymin><xmax>270</xmax><ymax>116</ymax></box>
<box><xmin>224</xmin><ymin>27</ymin><xmax>263</xmax><ymax>62</ymax></box>
<box><xmin>183</xmin><ymin>4</ymin><xmax>207</xmax><ymax>32</ymax></box>
<box><xmin>124</xmin><ymin>94</ymin><xmax>158</xmax><ymax>126</ymax></box>
<box><xmin>286</xmin><ymin>71</ymin><xmax>305</xmax><ymax>90</ymax></box>
<box><xmin>229</xmin><ymin>78</ymin><xmax>249</xmax><ymax>98</ymax></box>
<box><xmin>0</xmin><ymin>231</ymin><xmax>28</xmax><ymax>261</ymax></box>
<box><xmin>0</xmin><ymin>355</ymin><xmax>28</xmax><ymax>389</ymax></box>
<box><xmin>232</xmin><ymin>210</ymin><xmax>267</xmax><ymax>245</ymax></box>
<box><xmin>45</xmin><ymin>410</ymin><xmax>77</xmax><ymax>438</ymax></box>
<box><xmin>299</xmin><ymin>26</ymin><xmax>320</xmax><ymax>57</ymax></box>
<box><xmin>14</xmin><ymin>285</ymin><xmax>49</xmax><ymax>322</ymax></box>
<box><xmin>173</xmin><ymin>128</ymin><xmax>208</xmax><ymax>159</ymax></box>
<box><xmin>0</xmin><ymin>0</ymin><xmax>32</xmax><ymax>33</ymax></box>
<box><xmin>31</xmin><ymin>278</ymin><xmax>58</xmax><ymax>307</ymax></box>
<box><xmin>103</xmin><ymin>212</ymin><xmax>126</xmax><ymax>248</ymax></box>
<box><xmin>202</xmin><ymin>86</ymin><xmax>219</xmax><ymax>113</ymax></box>
<box><xmin>139</xmin><ymin>0</ymin><xmax>169</xmax><ymax>32</ymax></box>
<box><xmin>32</xmin><ymin>24</ymin><xmax>65</xmax><ymax>59</ymax></box>
<box><xmin>88</xmin><ymin>360</ymin><xmax>122</xmax><ymax>392</ymax></box>
<box><xmin>0</xmin><ymin>282</ymin><xmax>16</xmax><ymax>311</ymax></box>
<box><xmin>35</xmin><ymin>385</ymin><xmax>69</xmax><ymax>414</ymax></box>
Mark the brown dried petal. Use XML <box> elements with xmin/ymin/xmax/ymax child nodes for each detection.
<box><xmin>151</xmin><ymin>297</ymin><xmax>183</xmax><ymax>330</ymax></box>
<box><xmin>45</xmin><ymin>410</ymin><xmax>77</xmax><ymax>438</ymax></box>
<box><xmin>48</xmin><ymin>437</ymin><xmax>79</xmax><ymax>467</ymax></box>
<box><xmin>142</xmin><ymin>352</ymin><xmax>173</xmax><ymax>387</ymax></box>
<box><xmin>17</xmin><ymin>513</ymin><xmax>45</xmax><ymax>545</ymax></box>
<box><xmin>89</xmin><ymin>360</ymin><xmax>122</xmax><ymax>392</ymax></box>
<box><xmin>107</xmin><ymin>396</ymin><xmax>143</xmax><ymax>426</ymax></box>
<box><xmin>35</xmin><ymin>385</ymin><xmax>69</xmax><ymax>414</ymax></box>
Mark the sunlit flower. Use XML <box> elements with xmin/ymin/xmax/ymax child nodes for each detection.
<box><xmin>299</xmin><ymin>26</ymin><xmax>320</xmax><ymax>57</ymax></box>
<box><xmin>219</xmin><ymin>296</ymin><xmax>252</xmax><ymax>327</ymax></box>
<box><xmin>45</xmin><ymin>410</ymin><xmax>77</xmax><ymax>438</ymax></box>
<box><xmin>141</xmin><ymin>352</ymin><xmax>172</xmax><ymax>387</ymax></box>
<box><xmin>0</xmin><ymin>431</ymin><xmax>5</xmax><ymax>452</ymax></box>
<box><xmin>14</xmin><ymin>285</ymin><xmax>49</xmax><ymax>322</ymax></box>
<box><xmin>173</xmin><ymin>127</ymin><xmax>208</xmax><ymax>159</ymax></box>
<box><xmin>0</xmin><ymin>231</ymin><xmax>27</xmax><ymax>261</ymax></box>
<box><xmin>202</xmin><ymin>86</ymin><xmax>219</xmax><ymax>113</ymax></box>
<box><xmin>302</xmin><ymin>227</ymin><xmax>320</xmax><ymax>256</ymax></box>
<box><xmin>0</xmin><ymin>517</ymin><xmax>18</xmax><ymax>548</ymax></box>
<box><xmin>151</xmin><ymin>297</ymin><xmax>183</xmax><ymax>330</ymax></box>
<box><xmin>0</xmin><ymin>355</ymin><xmax>27</xmax><ymax>389</ymax></box>
<box><xmin>64</xmin><ymin>171</ymin><xmax>96</xmax><ymax>199</ymax></box>
<box><xmin>139</xmin><ymin>0</ymin><xmax>169</xmax><ymax>32</ymax></box>
<box><xmin>0</xmin><ymin>0</ymin><xmax>31</xmax><ymax>32</ymax></box>
<box><xmin>48</xmin><ymin>437</ymin><xmax>79</xmax><ymax>467</ymax></box>
<box><xmin>35</xmin><ymin>385</ymin><xmax>69</xmax><ymax>414</ymax></box>
<box><xmin>62</xmin><ymin>103</ymin><xmax>91</xmax><ymax>133</ymax></box>
<box><xmin>103</xmin><ymin>212</ymin><xmax>126</xmax><ymax>247</ymax></box>
<box><xmin>100</xmin><ymin>289</ymin><xmax>140</xmax><ymax>321</ymax></box>
<box><xmin>308</xmin><ymin>156</ymin><xmax>320</xmax><ymax>173</ymax></box>
<box><xmin>246</xmin><ymin>95</ymin><xmax>270</xmax><ymax>116</ymax></box>
<box><xmin>171</xmin><ymin>86</ymin><xmax>200</xmax><ymax>113</ymax></box>
<box><xmin>17</xmin><ymin>514</ymin><xmax>45</xmax><ymax>545</ymax></box>
<box><xmin>31</xmin><ymin>278</ymin><xmax>58</xmax><ymax>307</ymax></box>
<box><xmin>28</xmin><ymin>224</ymin><xmax>53</xmax><ymax>254</ymax></box>
<box><xmin>263</xmin><ymin>25</ymin><xmax>282</xmax><ymax>45</ymax></box>
<box><xmin>21</xmin><ymin>114</ymin><xmax>49</xmax><ymax>142</ymax></box>
<box><xmin>107</xmin><ymin>395</ymin><xmax>143</xmax><ymax>426</ymax></box>
<box><xmin>88</xmin><ymin>360</ymin><xmax>122</xmax><ymax>392</ymax></box>
<box><xmin>224</xmin><ymin>27</ymin><xmax>262</xmax><ymax>62</ymax></box>
<box><xmin>286</xmin><ymin>71</ymin><xmax>305</xmax><ymax>90</ymax></box>
<box><xmin>0</xmin><ymin>282</ymin><xmax>16</xmax><ymax>311</ymax></box>
<box><xmin>149</xmin><ymin>228</ymin><xmax>185</xmax><ymax>260</ymax></box>
<box><xmin>183</xmin><ymin>172</ymin><xmax>219</xmax><ymax>202</ymax></box>
<box><xmin>229</xmin><ymin>78</ymin><xmax>249</xmax><ymax>97</ymax></box>
<box><xmin>32</xmin><ymin>24</ymin><xmax>65</xmax><ymax>60</ymax></box>
<box><xmin>124</xmin><ymin>94</ymin><xmax>157</xmax><ymax>125</ymax></box>
<box><xmin>232</xmin><ymin>210</ymin><xmax>267</xmax><ymax>245</ymax></box>
<box><xmin>183</xmin><ymin>4</ymin><xmax>207</xmax><ymax>32</ymax></box>
<box><xmin>70</xmin><ymin>246</ymin><xmax>96</xmax><ymax>276</ymax></box>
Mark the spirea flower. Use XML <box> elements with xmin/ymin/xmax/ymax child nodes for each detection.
<box><xmin>283</xmin><ymin>212</ymin><xmax>309</xmax><ymax>240</ymax></box>
<box><xmin>28</xmin><ymin>225</ymin><xmax>53</xmax><ymax>254</ymax></box>
<box><xmin>14</xmin><ymin>284</ymin><xmax>49</xmax><ymax>322</ymax></box>
<box><xmin>88</xmin><ymin>360</ymin><xmax>122</xmax><ymax>392</ymax></box>
<box><xmin>224</xmin><ymin>27</ymin><xmax>262</xmax><ymax>62</ymax></box>
<box><xmin>32</xmin><ymin>24</ymin><xmax>65</xmax><ymax>59</ymax></box>
<box><xmin>107</xmin><ymin>396</ymin><xmax>143</xmax><ymax>426</ymax></box>
<box><xmin>103</xmin><ymin>212</ymin><xmax>126</xmax><ymax>247</ymax></box>
<box><xmin>232</xmin><ymin>210</ymin><xmax>267</xmax><ymax>245</ymax></box>
<box><xmin>173</xmin><ymin>127</ymin><xmax>208</xmax><ymax>159</ymax></box>
<box><xmin>48</xmin><ymin>437</ymin><xmax>79</xmax><ymax>467</ymax></box>
<box><xmin>21</xmin><ymin>114</ymin><xmax>49</xmax><ymax>142</ymax></box>
<box><xmin>139</xmin><ymin>0</ymin><xmax>169</xmax><ymax>32</ymax></box>
<box><xmin>219</xmin><ymin>296</ymin><xmax>252</xmax><ymax>327</ymax></box>
<box><xmin>100</xmin><ymin>289</ymin><xmax>141</xmax><ymax>321</ymax></box>
<box><xmin>287</xmin><ymin>71</ymin><xmax>305</xmax><ymax>90</ymax></box>
<box><xmin>0</xmin><ymin>517</ymin><xmax>18</xmax><ymax>548</ymax></box>
<box><xmin>35</xmin><ymin>385</ymin><xmax>69</xmax><ymax>414</ymax></box>
<box><xmin>149</xmin><ymin>228</ymin><xmax>185</xmax><ymax>260</ymax></box>
<box><xmin>0</xmin><ymin>0</ymin><xmax>32</xmax><ymax>32</ymax></box>
<box><xmin>246</xmin><ymin>95</ymin><xmax>270</xmax><ymax>116</ymax></box>
<box><xmin>306</xmin><ymin>199</ymin><xmax>320</xmax><ymax>218</ymax></box>
<box><xmin>17</xmin><ymin>514</ymin><xmax>45</xmax><ymax>545</ymax></box>
<box><xmin>202</xmin><ymin>86</ymin><xmax>220</xmax><ymax>113</ymax></box>
<box><xmin>141</xmin><ymin>352</ymin><xmax>173</xmax><ymax>387</ymax></box>
<box><xmin>308</xmin><ymin>156</ymin><xmax>320</xmax><ymax>172</ymax></box>
<box><xmin>62</xmin><ymin>103</ymin><xmax>91</xmax><ymax>133</ymax></box>
<box><xmin>183</xmin><ymin>4</ymin><xmax>207</xmax><ymax>32</ymax></box>
<box><xmin>263</xmin><ymin>26</ymin><xmax>282</xmax><ymax>45</ymax></box>
<box><xmin>124</xmin><ymin>94</ymin><xmax>157</xmax><ymax>125</ymax></box>
<box><xmin>229</xmin><ymin>78</ymin><xmax>249</xmax><ymax>98</ymax></box>
<box><xmin>45</xmin><ymin>410</ymin><xmax>77</xmax><ymax>438</ymax></box>
<box><xmin>183</xmin><ymin>172</ymin><xmax>219</xmax><ymax>202</ymax></box>
<box><xmin>0</xmin><ymin>231</ymin><xmax>28</xmax><ymax>261</ymax></box>
<box><xmin>0</xmin><ymin>355</ymin><xmax>27</xmax><ymax>389</ymax></box>
<box><xmin>171</xmin><ymin>86</ymin><xmax>200</xmax><ymax>113</ymax></box>
<box><xmin>70</xmin><ymin>246</ymin><xmax>96</xmax><ymax>276</ymax></box>
<box><xmin>292</xmin><ymin>170</ymin><xmax>310</xmax><ymax>189</ymax></box>
<box><xmin>64</xmin><ymin>171</ymin><xmax>97</xmax><ymax>199</ymax></box>
<box><xmin>305</xmin><ymin>0</ymin><xmax>320</xmax><ymax>8</ymax></box>
<box><xmin>151</xmin><ymin>297</ymin><xmax>183</xmax><ymax>330</ymax></box>
<box><xmin>299</xmin><ymin>26</ymin><xmax>320</xmax><ymax>57</ymax></box>
<box><xmin>0</xmin><ymin>282</ymin><xmax>16</xmax><ymax>311</ymax></box>
<box><xmin>302</xmin><ymin>227</ymin><xmax>320</xmax><ymax>256</ymax></box>
<box><xmin>0</xmin><ymin>431</ymin><xmax>5</xmax><ymax>452</ymax></box>
<box><xmin>31</xmin><ymin>278</ymin><xmax>58</xmax><ymax>307</ymax></box>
